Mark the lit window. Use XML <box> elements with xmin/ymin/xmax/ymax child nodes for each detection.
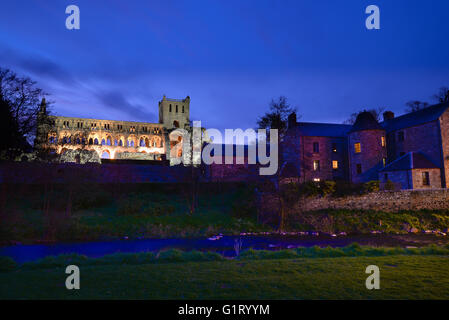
<box><xmin>313</xmin><ymin>160</ymin><xmax>320</xmax><ymax>171</ymax></box>
<box><xmin>381</xmin><ymin>136</ymin><xmax>386</xmax><ymax>147</ymax></box>
<box><xmin>354</xmin><ymin>143</ymin><xmax>361</xmax><ymax>153</ymax></box>
<box><xmin>382</xmin><ymin>157</ymin><xmax>386</xmax><ymax>167</ymax></box>
<box><xmin>332</xmin><ymin>160</ymin><xmax>338</xmax><ymax>169</ymax></box>
<box><xmin>313</xmin><ymin>178</ymin><xmax>320</xmax><ymax>182</ymax></box>
<box><xmin>422</xmin><ymin>172</ymin><xmax>430</xmax><ymax>186</ymax></box>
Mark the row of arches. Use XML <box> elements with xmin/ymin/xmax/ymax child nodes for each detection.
<box><xmin>50</xmin><ymin>133</ymin><xmax>163</xmax><ymax>148</ymax></box>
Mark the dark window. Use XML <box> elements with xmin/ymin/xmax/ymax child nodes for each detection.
<box><xmin>169</xmin><ymin>104</ymin><xmax>172</xmax><ymax>112</ymax></box>
<box><xmin>182</xmin><ymin>105</ymin><xmax>185</xmax><ymax>113</ymax></box>
<box><xmin>422</xmin><ymin>172</ymin><xmax>430</xmax><ymax>186</ymax></box>
<box><xmin>313</xmin><ymin>142</ymin><xmax>319</xmax><ymax>153</ymax></box>
<box><xmin>398</xmin><ymin>131</ymin><xmax>405</xmax><ymax>142</ymax></box>
<box><xmin>384</xmin><ymin>173</ymin><xmax>388</xmax><ymax>181</ymax></box>
<box><xmin>332</xmin><ymin>143</ymin><xmax>337</xmax><ymax>153</ymax></box>
<box><xmin>176</xmin><ymin>105</ymin><xmax>178</xmax><ymax>113</ymax></box>
<box><xmin>356</xmin><ymin>164</ymin><xmax>362</xmax><ymax>174</ymax></box>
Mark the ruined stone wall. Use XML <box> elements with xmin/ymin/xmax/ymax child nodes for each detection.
<box><xmin>295</xmin><ymin>189</ymin><xmax>449</xmax><ymax>212</ymax></box>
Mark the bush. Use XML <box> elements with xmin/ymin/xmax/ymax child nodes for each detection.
<box><xmin>363</xmin><ymin>180</ymin><xmax>380</xmax><ymax>193</ymax></box>
<box><xmin>0</xmin><ymin>256</ymin><xmax>17</xmax><ymax>272</ymax></box>
<box><xmin>321</xmin><ymin>181</ymin><xmax>336</xmax><ymax>196</ymax></box>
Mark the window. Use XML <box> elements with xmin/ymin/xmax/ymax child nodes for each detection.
<box><xmin>356</xmin><ymin>164</ymin><xmax>362</xmax><ymax>174</ymax></box>
<box><xmin>384</xmin><ymin>173</ymin><xmax>388</xmax><ymax>181</ymax></box>
<box><xmin>381</xmin><ymin>136</ymin><xmax>386</xmax><ymax>147</ymax></box>
<box><xmin>104</xmin><ymin>123</ymin><xmax>110</xmax><ymax>130</ymax></box>
<box><xmin>332</xmin><ymin>160</ymin><xmax>338</xmax><ymax>170</ymax></box>
<box><xmin>313</xmin><ymin>160</ymin><xmax>320</xmax><ymax>171</ymax></box>
<box><xmin>313</xmin><ymin>142</ymin><xmax>319</xmax><ymax>153</ymax></box>
<box><xmin>313</xmin><ymin>178</ymin><xmax>320</xmax><ymax>182</ymax></box>
<box><xmin>182</xmin><ymin>105</ymin><xmax>185</xmax><ymax>113</ymax></box>
<box><xmin>398</xmin><ymin>131</ymin><xmax>404</xmax><ymax>142</ymax></box>
<box><xmin>422</xmin><ymin>172</ymin><xmax>430</xmax><ymax>186</ymax></box>
<box><xmin>382</xmin><ymin>157</ymin><xmax>386</xmax><ymax>167</ymax></box>
<box><xmin>176</xmin><ymin>105</ymin><xmax>178</xmax><ymax>113</ymax></box>
<box><xmin>332</xmin><ymin>143</ymin><xmax>337</xmax><ymax>153</ymax></box>
<box><xmin>117</xmin><ymin>124</ymin><xmax>123</xmax><ymax>130</ymax></box>
<box><xmin>169</xmin><ymin>104</ymin><xmax>172</xmax><ymax>112</ymax></box>
<box><xmin>77</xmin><ymin>122</ymin><xmax>83</xmax><ymax>128</ymax></box>
<box><xmin>354</xmin><ymin>143</ymin><xmax>361</xmax><ymax>153</ymax></box>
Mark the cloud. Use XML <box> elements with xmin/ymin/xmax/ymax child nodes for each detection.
<box><xmin>0</xmin><ymin>46</ymin><xmax>75</xmax><ymax>84</ymax></box>
<box><xmin>96</xmin><ymin>90</ymin><xmax>156</xmax><ymax>122</ymax></box>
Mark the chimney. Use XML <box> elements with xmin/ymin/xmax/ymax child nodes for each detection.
<box><xmin>288</xmin><ymin>112</ymin><xmax>297</xmax><ymax>129</ymax></box>
<box><xmin>383</xmin><ymin>111</ymin><xmax>394</xmax><ymax>121</ymax></box>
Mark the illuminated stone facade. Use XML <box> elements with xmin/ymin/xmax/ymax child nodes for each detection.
<box><xmin>34</xmin><ymin>95</ymin><xmax>192</xmax><ymax>164</ymax></box>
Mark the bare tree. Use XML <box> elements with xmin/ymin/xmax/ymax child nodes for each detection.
<box><xmin>0</xmin><ymin>67</ymin><xmax>48</xmax><ymax>157</ymax></box>
<box><xmin>257</xmin><ymin>96</ymin><xmax>298</xmax><ymax>137</ymax></box>
<box><xmin>405</xmin><ymin>100</ymin><xmax>429</xmax><ymax>113</ymax></box>
<box><xmin>343</xmin><ymin>107</ymin><xmax>385</xmax><ymax>124</ymax></box>
<box><xmin>433</xmin><ymin>86</ymin><xmax>449</xmax><ymax>103</ymax></box>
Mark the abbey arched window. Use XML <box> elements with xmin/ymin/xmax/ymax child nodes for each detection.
<box><xmin>89</xmin><ymin>138</ymin><xmax>93</xmax><ymax>145</ymax></box>
<box><xmin>140</xmin><ymin>138</ymin><xmax>145</xmax><ymax>147</ymax></box>
<box><xmin>118</xmin><ymin>140</ymin><xmax>123</xmax><ymax>146</ymax></box>
<box><xmin>101</xmin><ymin>139</ymin><xmax>106</xmax><ymax>145</ymax></box>
<box><xmin>94</xmin><ymin>138</ymin><xmax>99</xmax><ymax>145</ymax></box>
<box><xmin>76</xmin><ymin>138</ymin><xmax>81</xmax><ymax>144</ymax></box>
<box><xmin>114</xmin><ymin>140</ymin><xmax>118</xmax><ymax>146</ymax></box>
<box><xmin>107</xmin><ymin>137</ymin><xmax>112</xmax><ymax>146</ymax></box>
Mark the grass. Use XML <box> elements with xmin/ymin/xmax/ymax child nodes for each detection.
<box><xmin>0</xmin><ymin>182</ymin><xmax>265</xmax><ymax>243</ymax></box>
<box><xmin>1</xmin><ymin>253</ymin><xmax>449</xmax><ymax>299</ymax></box>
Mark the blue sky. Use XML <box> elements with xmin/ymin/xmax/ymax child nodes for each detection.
<box><xmin>1</xmin><ymin>0</ymin><xmax>448</xmax><ymax>130</ymax></box>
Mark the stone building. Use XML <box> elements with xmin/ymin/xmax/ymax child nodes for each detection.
<box><xmin>33</xmin><ymin>95</ymin><xmax>193</xmax><ymax>164</ymax></box>
<box><xmin>283</xmin><ymin>101</ymin><xmax>449</xmax><ymax>190</ymax></box>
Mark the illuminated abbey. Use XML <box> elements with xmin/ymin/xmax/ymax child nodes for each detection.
<box><xmin>33</xmin><ymin>95</ymin><xmax>192</xmax><ymax>164</ymax></box>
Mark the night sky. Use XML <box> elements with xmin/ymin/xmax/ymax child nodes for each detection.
<box><xmin>1</xmin><ymin>0</ymin><xmax>448</xmax><ymax>131</ymax></box>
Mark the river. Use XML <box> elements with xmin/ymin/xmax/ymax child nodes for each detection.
<box><xmin>1</xmin><ymin>233</ymin><xmax>448</xmax><ymax>263</ymax></box>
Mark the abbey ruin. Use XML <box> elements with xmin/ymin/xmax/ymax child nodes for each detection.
<box><xmin>32</xmin><ymin>95</ymin><xmax>193</xmax><ymax>164</ymax></box>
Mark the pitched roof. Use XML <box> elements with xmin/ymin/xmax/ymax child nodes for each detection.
<box><xmin>294</xmin><ymin>122</ymin><xmax>352</xmax><ymax>138</ymax></box>
<box><xmin>350</xmin><ymin>111</ymin><xmax>383</xmax><ymax>133</ymax></box>
<box><xmin>381</xmin><ymin>102</ymin><xmax>449</xmax><ymax>132</ymax></box>
<box><xmin>380</xmin><ymin>152</ymin><xmax>439</xmax><ymax>172</ymax></box>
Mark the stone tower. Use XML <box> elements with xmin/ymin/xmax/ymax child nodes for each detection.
<box><xmin>348</xmin><ymin>111</ymin><xmax>387</xmax><ymax>184</ymax></box>
<box><xmin>158</xmin><ymin>95</ymin><xmax>190</xmax><ymax>130</ymax></box>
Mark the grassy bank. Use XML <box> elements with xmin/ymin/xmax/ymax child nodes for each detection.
<box><xmin>1</xmin><ymin>252</ymin><xmax>449</xmax><ymax>299</ymax></box>
<box><xmin>285</xmin><ymin>209</ymin><xmax>449</xmax><ymax>234</ymax></box>
<box><xmin>3</xmin><ymin>182</ymin><xmax>449</xmax><ymax>244</ymax></box>
<box><xmin>0</xmin><ymin>182</ymin><xmax>265</xmax><ymax>243</ymax></box>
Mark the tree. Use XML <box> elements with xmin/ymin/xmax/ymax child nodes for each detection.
<box><xmin>257</xmin><ymin>96</ymin><xmax>297</xmax><ymax>137</ymax></box>
<box><xmin>343</xmin><ymin>107</ymin><xmax>385</xmax><ymax>124</ymax></box>
<box><xmin>405</xmin><ymin>100</ymin><xmax>429</xmax><ymax>113</ymax></box>
<box><xmin>433</xmin><ymin>86</ymin><xmax>449</xmax><ymax>103</ymax></box>
<box><xmin>0</xmin><ymin>67</ymin><xmax>48</xmax><ymax>157</ymax></box>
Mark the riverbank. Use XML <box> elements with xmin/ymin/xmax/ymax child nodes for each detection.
<box><xmin>3</xmin><ymin>182</ymin><xmax>449</xmax><ymax>245</ymax></box>
<box><xmin>2</xmin><ymin>253</ymin><xmax>449</xmax><ymax>299</ymax></box>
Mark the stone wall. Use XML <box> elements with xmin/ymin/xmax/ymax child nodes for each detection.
<box><xmin>297</xmin><ymin>189</ymin><xmax>449</xmax><ymax>212</ymax></box>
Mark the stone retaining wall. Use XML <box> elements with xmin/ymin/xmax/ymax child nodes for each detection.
<box><xmin>299</xmin><ymin>189</ymin><xmax>449</xmax><ymax>212</ymax></box>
